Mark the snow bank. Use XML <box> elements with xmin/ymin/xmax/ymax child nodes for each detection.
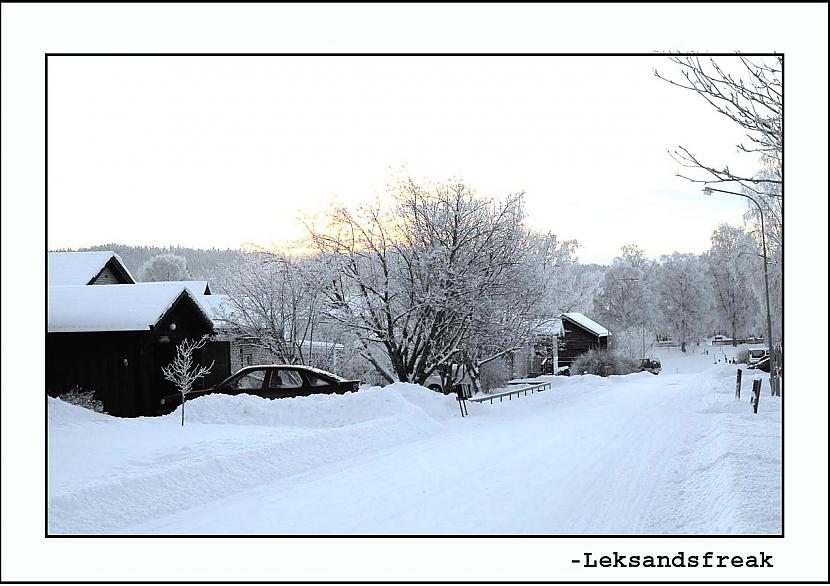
<box><xmin>48</xmin><ymin>396</ymin><xmax>112</xmax><ymax>426</ymax></box>
<box><xmin>48</xmin><ymin>384</ymin><xmax>460</xmax><ymax>534</ymax></box>
<box><xmin>180</xmin><ymin>383</ymin><xmax>458</xmax><ymax>429</ymax></box>
<box><xmin>48</xmin><ymin>361</ymin><xmax>781</xmax><ymax>535</ymax></box>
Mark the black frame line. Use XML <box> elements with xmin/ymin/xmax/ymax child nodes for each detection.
<box><xmin>46</xmin><ymin>52</ymin><xmax>782</xmax><ymax>57</ymax></box>
<box><xmin>41</xmin><ymin>51</ymin><xmax>788</xmax><ymax>578</ymax></box>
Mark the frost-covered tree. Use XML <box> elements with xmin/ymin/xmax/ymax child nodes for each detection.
<box><xmin>593</xmin><ymin>244</ymin><xmax>657</xmax><ymax>356</ymax></box>
<box><xmin>548</xmin><ymin>262</ymin><xmax>605</xmax><ymax>316</ymax></box>
<box><xmin>743</xmin><ymin>169</ymin><xmax>783</xmax><ymax>344</ymax></box>
<box><xmin>139</xmin><ymin>253</ymin><xmax>190</xmax><ymax>282</ymax></box>
<box><xmin>654</xmin><ymin>253</ymin><xmax>711</xmax><ymax>352</ymax></box>
<box><xmin>459</xmin><ymin>231</ymin><xmax>577</xmax><ymax>394</ymax></box>
<box><xmin>161</xmin><ymin>335</ymin><xmax>214</xmax><ymax>426</ymax></box>
<box><xmin>308</xmin><ymin>177</ymin><xmax>559</xmax><ymax>387</ymax></box>
<box><xmin>213</xmin><ymin>252</ymin><xmax>330</xmax><ymax>366</ymax></box>
<box><xmin>705</xmin><ymin>224</ymin><xmax>760</xmax><ymax>345</ymax></box>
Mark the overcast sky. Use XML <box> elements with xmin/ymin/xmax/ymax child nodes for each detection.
<box><xmin>48</xmin><ymin>55</ymin><xmax>758</xmax><ymax>264</ymax></box>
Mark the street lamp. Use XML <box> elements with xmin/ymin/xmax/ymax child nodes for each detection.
<box><xmin>703</xmin><ymin>185</ymin><xmax>780</xmax><ymax>397</ymax></box>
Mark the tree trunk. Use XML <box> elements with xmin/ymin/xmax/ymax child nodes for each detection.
<box><xmin>463</xmin><ymin>354</ymin><xmax>482</xmax><ymax>395</ymax></box>
<box><xmin>181</xmin><ymin>397</ymin><xmax>185</xmax><ymax>426</ymax></box>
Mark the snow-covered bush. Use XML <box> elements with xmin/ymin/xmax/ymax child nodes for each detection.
<box><xmin>571</xmin><ymin>348</ymin><xmax>640</xmax><ymax>377</ymax></box>
<box><xmin>58</xmin><ymin>388</ymin><xmax>104</xmax><ymax>413</ymax></box>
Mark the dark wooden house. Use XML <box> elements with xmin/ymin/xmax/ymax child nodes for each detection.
<box><xmin>557</xmin><ymin>312</ymin><xmax>610</xmax><ymax>369</ymax></box>
<box><xmin>47</xmin><ymin>284</ymin><xmax>216</xmax><ymax>417</ymax></box>
<box><xmin>48</xmin><ymin>250</ymin><xmax>136</xmax><ymax>285</ymax></box>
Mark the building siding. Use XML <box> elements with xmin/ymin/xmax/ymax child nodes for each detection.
<box><xmin>558</xmin><ymin>319</ymin><xmax>608</xmax><ymax>368</ymax></box>
<box><xmin>89</xmin><ymin>265</ymin><xmax>123</xmax><ymax>285</ymax></box>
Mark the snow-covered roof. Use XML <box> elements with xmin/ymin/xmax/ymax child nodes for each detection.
<box><xmin>535</xmin><ymin>318</ymin><xmax>565</xmax><ymax>336</ymax></box>
<box><xmin>300</xmin><ymin>340</ymin><xmax>345</xmax><ymax>351</ymax></box>
<box><xmin>48</xmin><ymin>284</ymin><xmax>210</xmax><ymax>333</ymax></box>
<box><xmin>48</xmin><ymin>251</ymin><xmax>135</xmax><ymax>286</ymax></box>
<box><xmin>135</xmin><ymin>280</ymin><xmax>211</xmax><ymax>296</ymax></box>
<box><xmin>197</xmin><ymin>294</ymin><xmax>232</xmax><ymax>324</ymax></box>
<box><xmin>561</xmin><ymin>312</ymin><xmax>610</xmax><ymax>337</ymax></box>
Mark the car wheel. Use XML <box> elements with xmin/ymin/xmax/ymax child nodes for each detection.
<box><xmin>428</xmin><ymin>384</ymin><xmax>442</xmax><ymax>392</ymax></box>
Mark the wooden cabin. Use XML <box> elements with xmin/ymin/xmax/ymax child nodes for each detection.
<box><xmin>47</xmin><ymin>252</ymin><xmax>234</xmax><ymax>415</ymax></box>
<box><xmin>557</xmin><ymin>312</ymin><xmax>610</xmax><ymax>370</ymax></box>
<box><xmin>47</xmin><ymin>284</ymin><xmax>216</xmax><ymax>417</ymax></box>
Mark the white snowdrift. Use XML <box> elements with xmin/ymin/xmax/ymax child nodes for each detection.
<box><xmin>48</xmin><ymin>384</ymin><xmax>459</xmax><ymax>534</ymax></box>
<box><xmin>48</xmin><ymin>361</ymin><xmax>781</xmax><ymax>535</ymax></box>
<box><xmin>181</xmin><ymin>382</ymin><xmax>458</xmax><ymax>428</ymax></box>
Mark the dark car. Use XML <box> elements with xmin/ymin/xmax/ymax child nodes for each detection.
<box><xmin>639</xmin><ymin>358</ymin><xmax>662</xmax><ymax>375</ymax></box>
<box><xmin>158</xmin><ymin>365</ymin><xmax>360</xmax><ymax>414</ymax></box>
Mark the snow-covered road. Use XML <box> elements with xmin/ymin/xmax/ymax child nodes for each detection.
<box><xmin>48</xmin><ymin>355</ymin><xmax>781</xmax><ymax>535</ymax></box>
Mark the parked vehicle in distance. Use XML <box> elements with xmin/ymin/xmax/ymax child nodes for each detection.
<box><xmin>639</xmin><ymin>358</ymin><xmax>662</xmax><ymax>375</ymax></box>
<box><xmin>424</xmin><ymin>369</ymin><xmax>472</xmax><ymax>396</ymax></box>
<box><xmin>158</xmin><ymin>365</ymin><xmax>360</xmax><ymax>414</ymax></box>
<box><xmin>747</xmin><ymin>347</ymin><xmax>770</xmax><ymax>367</ymax></box>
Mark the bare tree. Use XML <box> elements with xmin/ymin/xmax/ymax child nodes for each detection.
<box><xmin>657</xmin><ymin>56</ymin><xmax>783</xmax><ymax>378</ymax></box>
<box><xmin>161</xmin><ymin>335</ymin><xmax>214</xmax><ymax>426</ymax></box>
<box><xmin>655</xmin><ymin>55</ymin><xmax>782</xmax><ymax>198</ymax></box>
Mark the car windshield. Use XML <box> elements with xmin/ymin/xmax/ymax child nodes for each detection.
<box><xmin>305</xmin><ymin>366</ymin><xmax>347</xmax><ymax>382</ymax></box>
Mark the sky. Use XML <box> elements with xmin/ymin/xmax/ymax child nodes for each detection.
<box><xmin>47</xmin><ymin>55</ymin><xmax>759</xmax><ymax>264</ymax></box>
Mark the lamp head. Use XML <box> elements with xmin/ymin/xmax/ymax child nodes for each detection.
<box><xmin>702</xmin><ymin>186</ymin><xmax>713</xmax><ymax>196</ymax></box>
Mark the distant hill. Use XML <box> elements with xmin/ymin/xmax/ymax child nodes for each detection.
<box><xmin>54</xmin><ymin>244</ymin><xmax>247</xmax><ymax>283</ymax></box>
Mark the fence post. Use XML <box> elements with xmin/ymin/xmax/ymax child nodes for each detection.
<box><xmin>751</xmin><ymin>379</ymin><xmax>761</xmax><ymax>414</ymax></box>
<box><xmin>455</xmin><ymin>387</ymin><xmax>468</xmax><ymax>417</ymax></box>
<box><xmin>735</xmin><ymin>368</ymin><xmax>743</xmax><ymax>399</ymax></box>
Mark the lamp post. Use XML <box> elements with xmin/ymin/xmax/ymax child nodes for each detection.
<box><xmin>703</xmin><ymin>186</ymin><xmax>780</xmax><ymax>397</ymax></box>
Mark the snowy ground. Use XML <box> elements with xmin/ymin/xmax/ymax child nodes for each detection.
<box><xmin>48</xmin><ymin>350</ymin><xmax>781</xmax><ymax>535</ymax></box>
<box><xmin>653</xmin><ymin>342</ymin><xmax>749</xmax><ymax>374</ymax></box>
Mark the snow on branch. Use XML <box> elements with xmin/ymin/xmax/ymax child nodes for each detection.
<box><xmin>161</xmin><ymin>335</ymin><xmax>214</xmax><ymax>426</ymax></box>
